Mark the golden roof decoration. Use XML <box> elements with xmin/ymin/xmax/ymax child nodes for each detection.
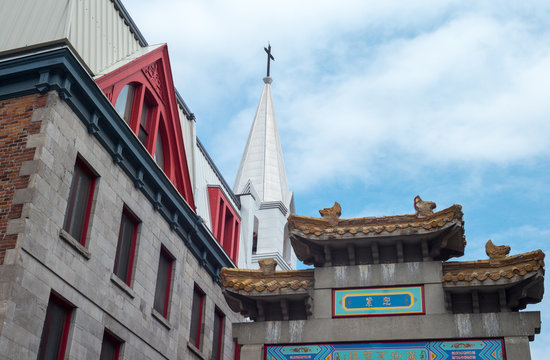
<box><xmin>442</xmin><ymin>247</ymin><xmax>545</xmax><ymax>284</ymax></box>
<box><xmin>220</xmin><ymin>259</ymin><xmax>314</xmax><ymax>293</ymax></box>
<box><xmin>288</xmin><ymin>201</ymin><xmax>463</xmax><ymax>238</ymax></box>
<box><xmin>319</xmin><ymin>202</ymin><xmax>342</xmax><ymax>225</ymax></box>
<box><xmin>486</xmin><ymin>239</ymin><xmax>511</xmax><ymax>260</ymax></box>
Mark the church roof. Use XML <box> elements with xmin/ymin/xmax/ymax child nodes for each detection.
<box><xmin>233</xmin><ymin>77</ymin><xmax>291</xmax><ymax>206</ymax></box>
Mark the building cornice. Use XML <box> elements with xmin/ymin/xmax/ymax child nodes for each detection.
<box><xmin>0</xmin><ymin>46</ymin><xmax>235</xmax><ymax>280</ymax></box>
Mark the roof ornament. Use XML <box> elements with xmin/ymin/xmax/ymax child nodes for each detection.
<box><xmin>258</xmin><ymin>258</ymin><xmax>278</xmax><ymax>275</ymax></box>
<box><xmin>264</xmin><ymin>43</ymin><xmax>275</xmax><ymax>78</ymax></box>
<box><xmin>486</xmin><ymin>239</ymin><xmax>511</xmax><ymax>260</ymax></box>
<box><xmin>414</xmin><ymin>195</ymin><xmax>436</xmax><ymax>218</ymax></box>
<box><xmin>319</xmin><ymin>202</ymin><xmax>342</xmax><ymax>226</ymax></box>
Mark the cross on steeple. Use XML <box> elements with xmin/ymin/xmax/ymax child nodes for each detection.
<box><xmin>264</xmin><ymin>43</ymin><xmax>275</xmax><ymax>77</ymax></box>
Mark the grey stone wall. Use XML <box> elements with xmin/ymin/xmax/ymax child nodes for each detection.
<box><xmin>0</xmin><ymin>92</ymin><xmax>241</xmax><ymax>359</ymax></box>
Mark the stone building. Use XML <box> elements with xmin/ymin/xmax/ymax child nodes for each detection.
<box><xmin>0</xmin><ymin>0</ymin><xmax>293</xmax><ymax>358</ymax></box>
<box><xmin>221</xmin><ymin>199</ymin><xmax>544</xmax><ymax>359</ymax></box>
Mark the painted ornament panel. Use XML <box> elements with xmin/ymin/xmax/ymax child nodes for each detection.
<box><xmin>265</xmin><ymin>340</ymin><xmax>504</xmax><ymax>360</ymax></box>
<box><xmin>333</xmin><ymin>286</ymin><xmax>424</xmax><ymax>317</ymax></box>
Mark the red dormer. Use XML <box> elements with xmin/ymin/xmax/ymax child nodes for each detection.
<box><xmin>95</xmin><ymin>45</ymin><xmax>194</xmax><ymax>209</ymax></box>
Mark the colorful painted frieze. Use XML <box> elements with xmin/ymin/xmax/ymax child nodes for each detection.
<box><xmin>333</xmin><ymin>286</ymin><xmax>425</xmax><ymax>317</ymax></box>
<box><xmin>265</xmin><ymin>339</ymin><xmax>505</xmax><ymax>360</ymax></box>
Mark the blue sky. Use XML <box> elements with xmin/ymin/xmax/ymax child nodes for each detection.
<box><xmin>124</xmin><ymin>0</ymin><xmax>550</xmax><ymax>355</ymax></box>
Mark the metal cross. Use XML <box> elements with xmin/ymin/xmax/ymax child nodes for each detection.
<box><xmin>264</xmin><ymin>43</ymin><xmax>275</xmax><ymax>77</ymax></box>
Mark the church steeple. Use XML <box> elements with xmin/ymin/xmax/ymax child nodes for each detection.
<box><xmin>233</xmin><ymin>62</ymin><xmax>291</xmax><ymax>207</ymax></box>
<box><xmin>234</xmin><ymin>46</ymin><xmax>295</xmax><ymax>270</ymax></box>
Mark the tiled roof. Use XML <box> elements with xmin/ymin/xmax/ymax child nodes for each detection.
<box><xmin>220</xmin><ymin>259</ymin><xmax>313</xmax><ymax>294</ymax></box>
<box><xmin>288</xmin><ymin>204</ymin><xmax>463</xmax><ymax>238</ymax></box>
<box><xmin>442</xmin><ymin>249</ymin><xmax>545</xmax><ymax>284</ymax></box>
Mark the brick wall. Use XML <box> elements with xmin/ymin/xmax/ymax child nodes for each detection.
<box><xmin>0</xmin><ymin>94</ymin><xmax>46</xmax><ymax>264</ymax></box>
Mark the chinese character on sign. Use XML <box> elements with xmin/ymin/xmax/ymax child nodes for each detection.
<box><xmin>377</xmin><ymin>352</ymin><xmax>386</xmax><ymax>359</ymax></box>
<box><xmin>363</xmin><ymin>351</ymin><xmax>373</xmax><ymax>360</ymax></box>
<box><xmin>350</xmin><ymin>352</ymin><xmax>359</xmax><ymax>360</ymax></box>
<box><xmin>382</xmin><ymin>297</ymin><xmax>391</xmax><ymax>306</ymax></box>
<box><xmin>406</xmin><ymin>351</ymin><xmax>417</xmax><ymax>360</ymax></box>
<box><xmin>366</xmin><ymin>296</ymin><xmax>373</xmax><ymax>307</ymax></box>
<box><xmin>391</xmin><ymin>353</ymin><xmax>402</xmax><ymax>360</ymax></box>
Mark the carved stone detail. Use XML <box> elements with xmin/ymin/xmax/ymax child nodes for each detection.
<box><xmin>486</xmin><ymin>239</ymin><xmax>511</xmax><ymax>260</ymax></box>
<box><xmin>414</xmin><ymin>195</ymin><xmax>436</xmax><ymax>218</ymax></box>
<box><xmin>258</xmin><ymin>258</ymin><xmax>277</xmax><ymax>275</ymax></box>
<box><xmin>319</xmin><ymin>202</ymin><xmax>341</xmax><ymax>225</ymax></box>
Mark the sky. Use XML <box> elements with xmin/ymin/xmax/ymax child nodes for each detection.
<box><xmin>124</xmin><ymin>0</ymin><xmax>550</xmax><ymax>355</ymax></box>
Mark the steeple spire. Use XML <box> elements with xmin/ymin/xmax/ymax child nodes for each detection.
<box><xmin>233</xmin><ymin>51</ymin><xmax>290</xmax><ymax>207</ymax></box>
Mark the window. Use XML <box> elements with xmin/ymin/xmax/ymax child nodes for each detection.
<box><xmin>211</xmin><ymin>308</ymin><xmax>225</xmax><ymax>360</ymax></box>
<box><xmin>63</xmin><ymin>158</ymin><xmax>96</xmax><ymax>244</ymax></box>
<box><xmin>114</xmin><ymin>84</ymin><xmax>135</xmax><ymax>123</ymax></box>
<box><xmin>113</xmin><ymin>208</ymin><xmax>139</xmax><ymax>285</ymax></box>
<box><xmin>154</xmin><ymin>123</ymin><xmax>165</xmax><ymax>169</ymax></box>
<box><xmin>37</xmin><ymin>294</ymin><xmax>73</xmax><ymax>360</ymax></box>
<box><xmin>153</xmin><ymin>247</ymin><xmax>174</xmax><ymax>318</ymax></box>
<box><xmin>137</xmin><ymin>100</ymin><xmax>150</xmax><ymax>146</ymax></box>
<box><xmin>189</xmin><ymin>285</ymin><xmax>205</xmax><ymax>348</ymax></box>
<box><xmin>100</xmin><ymin>331</ymin><xmax>122</xmax><ymax>360</ymax></box>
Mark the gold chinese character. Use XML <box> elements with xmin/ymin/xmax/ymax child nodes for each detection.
<box><xmin>366</xmin><ymin>296</ymin><xmax>373</xmax><ymax>307</ymax></box>
<box><xmin>350</xmin><ymin>352</ymin><xmax>359</xmax><ymax>360</ymax></box>
<box><xmin>382</xmin><ymin>297</ymin><xmax>391</xmax><ymax>306</ymax></box>
<box><xmin>406</xmin><ymin>351</ymin><xmax>416</xmax><ymax>360</ymax></box>
<box><xmin>391</xmin><ymin>353</ymin><xmax>402</xmax><ymax>360</ymax></box>
<box><xmin>377</xmin><ymin>352</ymin><xmax>386</xmax><ymax>359</ymax></box>
<box><xmin>363</xmin><ymin>351</ymin><xmax>373</xmax><ymax>360</ymax></box>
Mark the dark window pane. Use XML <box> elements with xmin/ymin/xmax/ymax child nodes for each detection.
<box><xmin>38</xmin><ymin>297</ymin><xmax>71</xmax><ymax>360</ymax></box>
<box><xmin>189</xmin><ymin>288</ymin><xmax>203</xmax><ymax>347</ymax></box>
<box><xmin>114</xmin><ymin>84</ymin><xmax>135</xmax><ymax>123</ymax></box>
<box><xmin>153</xmin><ymin>250</ymin><xmax>172</xmax><ymax>316</ymax></box>
<box><xmin>212</xmin><ymin>311</ymin><xmax>224</xmax><ymax>360</ymax></box>
<box><xmin>63</xmin><ymin>161</ymin><xmax>94</xmax><ymax>243</ymax></box>
<box><xmin>100</xmin><ymin>332</ymin><xmax>120</xmax><ymax>360</ymax></box>
<box><xmin>154</xmin><ymin>132</ymin><xmax>164</xmax><ymax>169</ymax></box>
<box><xmin>138</xmin><ymin>102</ymin><xmax>149</xmax><ymax>146</ymax></box>
<box><xmin>113</xmin><ymin>212</ymin><xmax>137</xmax><ymax>284</ymax></box>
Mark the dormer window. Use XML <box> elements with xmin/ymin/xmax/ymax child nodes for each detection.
<box><xmin>95</xmin><ymin>45</ymin><xmax>195</xmax><ymax>208</ymax></box>
<box><xmin>114</xmin><ymin>84</ymin><xmax>135</xmax><ymax>123</ymax></box>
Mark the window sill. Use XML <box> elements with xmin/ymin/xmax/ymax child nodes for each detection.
<box><xmin>59</xmin><ymin>229</ymin><xmax>91</xmax><ymax>260</ymax></box>
<box><xmin>187</xmin><ymin>341</ymin><xmax>207</xmax><ymax>360</ymax></box>
<box><xmin>151</xmin><ymin>308</ymin><xmax>171</xmax><ymax>330</ymax></box>
<box><xmin>110</xmin><ymin>273</ymin><xmax>136</xmax><ymax>299</ymax></box>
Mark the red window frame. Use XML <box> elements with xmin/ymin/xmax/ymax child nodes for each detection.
<box><xmin>63</xmin><ymin>157</ymin><xmax>96</xmax><ymax>245</ymax></box>
<box><xmin>212</xmin><ymin>307</ymin><xmax>225</xmax><ymax>360</ymax></box>
<box><xmin>153</xmin><ymin>246</ymin><xmax>174</xmax><ymax>318</ymax></box>
<box><xmin>99</xmin><ymin>330</ymin><xmax>122</xmax><ymax>360</ymax></box>
<box><xmin>113</xmin><ymin>208</ymin><xmax>139</xmax><ymax>286</ymax></box>
<box><xmin>189</xmin><ymin>285</ymin><xmax>205</xmax><ymax>349</ymax></box>
<box><xmin>207</xmin><ymin>186</ymin><xmax>241</xmax><ymax>264</ymax></box>
<box><xmin>37</xmin><ymin>293</ymin><xmax>73</xmax><ymax>360</ymax></box>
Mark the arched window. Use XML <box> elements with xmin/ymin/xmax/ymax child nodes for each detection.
<box><xmin>138</xmin><ymin>99</ymin><xmax>151</xmax><ymax>146</ymax></box>
<box><xmin>114</xmin><ymin>84</ymin><xmax>135</xmax><ymax>123</ymax></box>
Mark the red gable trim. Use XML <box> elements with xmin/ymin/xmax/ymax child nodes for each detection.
<box><xmin>95</xmin><ymin>45</ymin><xmax>195</xmax><ymax>210</ymax></box>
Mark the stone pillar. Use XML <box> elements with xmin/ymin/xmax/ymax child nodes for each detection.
<box><xmin>504</xmin><ymin>336</ymin><xmax>531</xmax><ymax>360</ymax></box>
<box><xmin>239</xmin><ymin>344</ymin><xmax>263</xmax><ymax>360</ymax></box>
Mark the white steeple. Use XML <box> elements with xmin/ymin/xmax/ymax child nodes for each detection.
<box><xmin>234</xmin><ymin>67</ymin><xmax>296</xmax><ymax>270</ymax></box>
<box><xmin>233</xmin><ymin>76</ymin><xmax>291</xmax><ymax>207</ymax></box>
